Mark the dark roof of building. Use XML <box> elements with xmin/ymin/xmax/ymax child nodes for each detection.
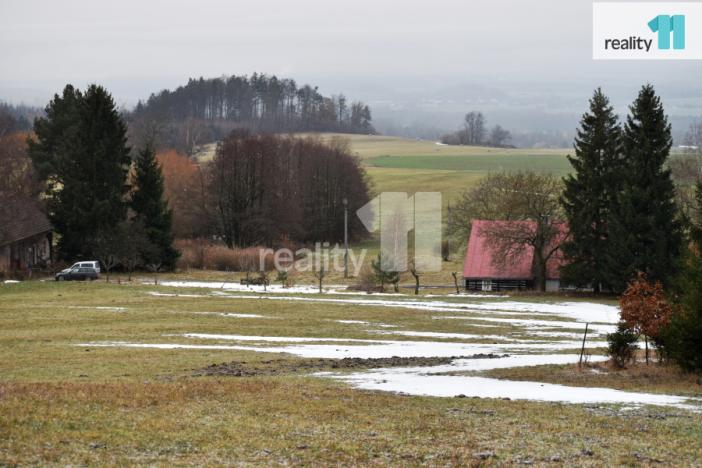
<box><xmin>463</xmin><ymin>219</ymin><xmax>567</xmax><ymax>280</ymax></box>
<box><xmin>0</xmin><ymin>197</ymin><xmax>52</xmax><ymax>247</ymax></box>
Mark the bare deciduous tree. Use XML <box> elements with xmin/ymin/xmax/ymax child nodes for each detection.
<box><xmin>0</xmin><ymin>131</ymin><xmax>40</xmax><ymax>200</ymax></box>
<box><xmin>488</xmin><ymin>124</ymin><xmax>511</xmax><ymax>147</ymax></box>
<box><xmin>209</xmin><ymin>131</ymin><xmax>370</xmax><ymax>248</ymax></box>
<box><xmin>447</xmin><ymin>171</ymin><xmax>533</xmax><ymax>244</ymax></box>
<box><xmin>478</xmin><ymin>172</ymin><xmax>564</xmax><ymax>292</ymax></box>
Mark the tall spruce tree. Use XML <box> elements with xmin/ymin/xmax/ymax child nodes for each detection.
<box><xmin>561</xmin><ymin>88</ymin><xmax>621</xmax><ymax>292</ymax></box>
<box><xmin>603</xmin><ymin>84</ymin><xmax>682</xmax><ymax>292</ymax></box>
<box><xmin>28</xmin><ymin>85</ymin><xmax>131</xmax><ymax>260</ymax></box>
<box><xmin>130</xmin><ymin>143</ymin><xmax>179</xmax><ymax>270</ymax></box>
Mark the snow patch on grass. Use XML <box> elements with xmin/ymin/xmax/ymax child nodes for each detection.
<box><xmin>192</xmin><ymin>312</ymin><xmax>265</xmax><ymax>318</ymax></box>
<box><xmin>67</xmin><ymin>306</ymin><xmax>127</xmax><ymax>312</ymax></box>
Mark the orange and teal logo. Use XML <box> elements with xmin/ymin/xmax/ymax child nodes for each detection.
<box><xmin>648</xmin><ymin>15</ymin><xmax>685</xmax><ymax>49</ymax></box>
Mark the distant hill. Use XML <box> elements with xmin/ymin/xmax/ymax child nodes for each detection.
<box><xmin>128</xmin><ymin>73</ymin><xmax>374</xmax><ymax>154</ymax></box>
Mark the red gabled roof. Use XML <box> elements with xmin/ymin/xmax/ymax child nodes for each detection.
<box><xmin>463</xmin><ymin>219</ymin><xmax>567</xmax><ymax>280</ymax></box>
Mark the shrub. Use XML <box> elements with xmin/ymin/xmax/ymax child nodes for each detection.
<box><xmin>620</xmin><ymin>272</ymin><xmax>673</xmax><ymax>339</ymax></box>
<box><xmin>174</xmin><ymin>238</ymin><xmax>208</xmax><ymax>269</ymax></box>
<box><xmin>663</xmin><ymin>255</ymin><xmax>702</xmax><ymax>371</ymax></box>
<box><xmin>371</xmin><ymin>254</ymin><xmax>400</xmax><ymax>292</ymax></box>
<box><xmin>275</xmin><ymin>269</ymin><xmax>289</xmax><ymax>288</ymax></box>
<box><xmin>619</xmin><ymin>272</ymin><xmax>672</xmax><ymax>362</ymax></box>
<box><xmin>174</xmin><ymin>239</ymin><xmax>274</xmax><ymax>271</ymax></box>
<box><xmin>607</xmin><ymin>322</ymin><xmax>639</xmax><ymax>368</ymax></box>
<box><xmin>349</xmin><ymin>266</ymin><xmax>381</xmax><ymax>293</ymax></box>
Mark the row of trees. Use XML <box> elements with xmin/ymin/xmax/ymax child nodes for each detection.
<box><xmin>210</xmin><ymin>131</ymin><xmax>370</xmax><ymax>247</ymax></box>
<box><xmin>561</xmin><ymin>85</ymin><xmax>681</xmax><ymax>293</ymax></box>
<box><xmin>0</xmin><ymin>102</ymin><xmax>38</xmax><ymax>133</ymax></box>
<box><xmin>129</xmin><ymin>74</ymin><xmax>374</xmax><ymax>154</ymax></box>
<box><xmin>28</xmin><ymin>84</ymin><xmax>179</xmax><ymax>271</ymax></box>
<box><xmin>440</xmin><ymin>111</ymin><xmax>512</xmax><ymax>147</ymax></box>
<box><xmin>155</xmin><ymin>132</ymin><xmax>372</xmax><ymax>248</ymax></box>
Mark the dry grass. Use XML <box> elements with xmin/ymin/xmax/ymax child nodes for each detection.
<box><xmin>483</xmin><ymin>359</ymin><xmax>702</xmax><ymax>397</ymax></box>
<box><xmin>0</xmin><ymin>281</ymin><xmax>700</xmax><ymax>465</ymax></box>
<box><xmin>2</xmin><ymin>378</ymin><xmax>702</xmax><ymax>465</ymax></box>
<box><xmin>175</xmin><ymin>239</ymin><xmax>274</xmax><ymax>272</ymax></box>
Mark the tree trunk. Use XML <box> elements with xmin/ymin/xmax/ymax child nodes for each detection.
<box><xmin>410</xmin><ymin>270</ymin><xmax>420</xmax><ymax>295</ymax></box>
<box><xmin>532</xmin><ymin>253</ymin><xmax>547</xmax><ymax>292</ymax></box>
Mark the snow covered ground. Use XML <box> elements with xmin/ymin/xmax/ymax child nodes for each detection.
<box><xmin>77</xmin><ymin>287</ymin><xmax>701</xmax><ymax>411</ymax></box>
<box><xmin>156</xmin><ymin>280</ymin><xmax>500</xmax><ymax>298</ymax></box>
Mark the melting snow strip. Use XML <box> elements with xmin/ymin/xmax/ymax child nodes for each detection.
<box><xmin>158</xmin><ymin>280</ymin><xmax>502</xmax><ymax>298</ymax></box>
<box><xmin>148</xmin><ymin>292</ymin><xmax>618</xmax><ymax>325</ymax></box>
<box><xmin>322</xmin><ymin>354</ymin><xmax>700</xmax><ymax>410</ymax></box>
<box><xmin>434</xmin><ymin>316</ymin><xmax>616</xmax><ymax>335</ymax></box>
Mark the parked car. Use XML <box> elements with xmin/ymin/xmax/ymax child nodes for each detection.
<box><xmin>67</xmin><ymin>260</ymin><xmax>101</xmax><ymax>273</ymax></box>
<box><xmin>55</xmin><ymin>266</ymin><xmax>99</xmax><ymax>281</ymax></box>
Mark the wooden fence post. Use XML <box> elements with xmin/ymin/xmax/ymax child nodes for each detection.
<box><xmin>579</xmin><ymin>323</ymin><xmax>589</xmax><ymax>368</ymax></box>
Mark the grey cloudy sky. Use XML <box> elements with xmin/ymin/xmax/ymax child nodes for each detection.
<box><xmin>2</xmin><ymin>0</ymin><xmax>702</xmax><ymax>133</ymax></box>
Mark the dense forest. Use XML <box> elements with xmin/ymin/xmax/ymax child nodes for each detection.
<box><xmin>129</xmin><ymin>73</ymin><xmax>375</xmax><ymax>154</ymax></box>
<box><xmin>0</xmin><ymin>102</ymin><xmax>40</xmax><ymax>133</ymax></box>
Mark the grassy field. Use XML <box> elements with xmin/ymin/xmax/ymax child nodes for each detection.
<box><xmin>1</xmin><ymin>279</ymin><xmax>701</xmax><ymax>465</ymax></box>
<box><xmin>306</xmin><ymin>133</ymin><xmax>571</xmax><ymax>202</ymax></box>
<box><xmin>369</xmin><ymin>154</ymin><xmax>572</xmax><ymax>174</ymax></box>
<box><xmin>301</xmin><ymin>133</ymin><xmax>569</xmax><ymax>160</ymax></box>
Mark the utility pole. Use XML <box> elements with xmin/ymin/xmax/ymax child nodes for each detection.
<box><xmin>343</xmin><ymin>197</ymin><xmax>349</xmax><ymax>279</ymax></box>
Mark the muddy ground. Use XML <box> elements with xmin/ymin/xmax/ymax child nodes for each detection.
<box><xmin>194</xmin><ymin>354</ymin><xmax>507</xmax><ymax>377</ymax></box>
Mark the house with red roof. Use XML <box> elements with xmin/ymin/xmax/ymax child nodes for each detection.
<box><xmin>463</xmin><ymin>219</ymin><xmax>567</xmax><ymax>292</ymax></box>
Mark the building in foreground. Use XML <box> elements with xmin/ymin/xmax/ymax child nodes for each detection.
<box><xmin>463</xmin><ymin>219</ymin><xmax>566</xmax><ymax>292</ymax></box>
<box><xmin>0</xmin><ymin>198</ymin><xmax>52</xmax><ymax>275</ymax></box>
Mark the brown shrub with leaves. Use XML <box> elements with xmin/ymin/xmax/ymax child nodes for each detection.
<box><xmin>619</xmin><ymin>272</ymin><xmax>672</xmax><ymax>341</ymax></box>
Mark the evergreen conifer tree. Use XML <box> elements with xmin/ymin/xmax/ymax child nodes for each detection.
<box><xmin>130</xmin><ymin>143</ymin><xmax>179</xmax><ymax>270</ymax></box>
<box><xmin>561</xmin><ymin>88</ymin><xmax>621</xmax><ymax>292</ymax></box>
<box><xmin>28</xmin><ymin>84</ymin><xmax>131</xmax><ymax>260</ymax></box>
<box><xmin>603</xmin><ymin>84</ymin><xmax>682</xmax><ymax>292</ymax></box>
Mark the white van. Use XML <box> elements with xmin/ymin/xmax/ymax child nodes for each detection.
<box><xmin>69</xmin><ymin>261</ymin><xmax>101</xmax><ymax>273</ymax></box>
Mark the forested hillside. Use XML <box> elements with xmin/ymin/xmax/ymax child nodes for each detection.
<box><xmin>129</xmin><ymin>73</ymin><xmax>374</xmax><ymax>153</ymax></box>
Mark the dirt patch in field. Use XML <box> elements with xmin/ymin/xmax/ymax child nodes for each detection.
<box><xmin>194</xmin><ymin>354</ymin><xmax>506</xmax><ymax>377</ymax></box>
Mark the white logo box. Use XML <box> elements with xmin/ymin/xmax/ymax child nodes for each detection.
<box><xmin>593</xmin><ymin>2</ymin><xmax>702</xmax><ymax>60</ymax></box>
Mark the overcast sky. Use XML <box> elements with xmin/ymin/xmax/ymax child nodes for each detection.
<box><xmin>2</xmin><ymin>0</ymin><xmax>702</xmax><ymax>121</ymax></box>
